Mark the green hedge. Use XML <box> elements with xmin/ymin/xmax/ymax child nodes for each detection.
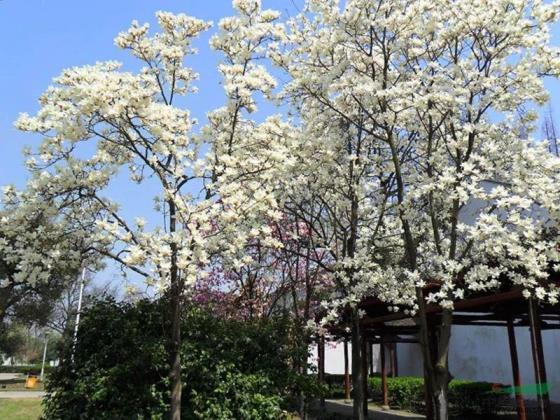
<box><xmin>0</xmin><ymin>364</ymin><xmax>53</xmax><ymax>375</ymax></box>
<box><xmin>369</xmin><ymin>376</ymin><xmax>510</xmax><ymax>415</ymax></box>
<box><xmin>322</xmin><ymin>374</ymin><xmax>347</xmax><ymax>398</ymax></box>
<box><xmin>448</xmin><ymin>380</ymin><xmax>509</xmax><ymax>415</ymax></box>
<box><xmin>370</xmin><ymin>376</ymin><xmax>424</xmax><ymax>411</ymax></box>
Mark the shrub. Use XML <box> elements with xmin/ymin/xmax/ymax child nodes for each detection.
<box><xmin>369</xmin><ymin>376</ymin><xmax>425</xmax><ymax>412</ymax></box>
<box><xmin>322</xmin><ymin>373</ymin><xmax>348</xmax><ymax>399</ymax></box>
<box><xmin>448</xmin><ymin>380</ymin><xmax>509</xmax><ymax>415</ymax></box>
<box><xmin>42</xmin><ymin>299</ymin><xmax>169</xmax><ymax>419</ymax></box>
<box><xmin>42</xmin><ymin>298</ymin><xmax>317</xmax><ymax>419</ymax></box>
<box><xmin>180</xmin><ymin>306</ymin><xmax>321</xmax><ymax>416</ymax></box>
<box><xmin>190</xmin><ymin>367</ymin><xmax>283</xmax><ymax>420</ymax></box>
<box><xmin>0</xmin><ymin>364</ymin><xmax>53</xmax><ymax>374</ymax></box>
<box><xmin>369</xmin><ymin>376</ymin><xmax>509</xmax><ymax>416</ymax></box>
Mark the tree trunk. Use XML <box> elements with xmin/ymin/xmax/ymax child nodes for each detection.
<box><xmin>418</xmin><ymin>308</ymin><xmax>452</xmax><ymax>420</ymax></box>
<box><xmin>296</xmin><ymin>322</ymin><xmax>309</xmax><ymax>419</ymax></box>
<box><xmin>299</xmin><ymin>367</ymin><xmax>307</xmax><ymax>420</ymax></box>
<box><xmin>423</xmin><ymin>365</ymin><xmax>434</xmax><ymax>419</ymax></box>
<box><xmin>344</xmin><ymin>339</ymin><xmax>351</xmax><ymax>401</ymax></box>
<box><xmin>431</xmin><ymin>371</ymin><xmax>450</xmax><ymax>420</ymax></box>
<box><xmin>361</xmin><ymin>336</ymin><xmax>369</xmax><ymax>416</ymax></box>
<box><xmin>170</xmin><ymin>286</ymin><xmax>182</xmax><ymax>420</ymax></box>
<box><xmin>168</xmin><ymin>199</ymin><xmax>182</xmax><ymax>420</ymax></box>
<box><xmin>318</xmin><ymin>335</ymin><xmax>325</xmax><ymax>411</ymax></box>
<box><xmin>351</xmin><ymin>308</ymin><xmax>366</xmax><ymax>420</ymax></box>
<box><xmin>434</xmin><ymin>310</ymin><xmax>452</xmax><ymax>420</ymax></box>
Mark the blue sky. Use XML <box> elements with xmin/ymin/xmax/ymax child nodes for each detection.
<box><xmin>1</xmin><ymin>0</ymin><xmax>558</xmax><ymax>189</ymax></box>
<box><xmin>0</xmin><ymin>0</ymin><xmax>303</xmax><ymax>188</ymax></box>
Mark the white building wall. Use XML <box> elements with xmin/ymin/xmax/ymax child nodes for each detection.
<box><xmin>444</xmin><ymin>326</ymin><xmax>560</xmax><ymax>403</ymax></box>
<box><xmin>391</xmin><ymin>342</ymin><xmax>424</xmax><ymax>377</ymax></box>
<box><xmin>310</xmin><ymin>341</ymin><xmax>350</xmax><ymax>374</ymax></box>
<box><xmin>310</xmin><ymin>341</ymin><xmax>382</xmax><ymax>374</ymax></box>
<box><xmin>319</xmin><ymin>328</ymin><xmax>560</xmax><ymax>402</ymax></box>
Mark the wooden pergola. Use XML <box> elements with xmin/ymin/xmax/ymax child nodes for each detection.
<box><xmin>319</xmin><ymin>284</ymin><xmax>560</xmax><ymax>420</ymax></box>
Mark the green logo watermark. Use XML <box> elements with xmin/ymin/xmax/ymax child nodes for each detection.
<box><xmin>492</xmin><ymin>383</ymin><xmax>549</xmax><ymax>396</ymax></box>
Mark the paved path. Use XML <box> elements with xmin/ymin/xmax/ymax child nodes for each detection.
<box><xmin>0</xmin><ymin>391</ymin><xmax>45</xmax><ymax>399</ymax></box>
<box><xmin>324</xmin><ymin>399</ymin><xmax>425</xmax><ymax>419</ymax></box>
<box><xmin>0</xmin><ymin>373</ymin><xmax>20</xmax><ymax>381</ymax></box>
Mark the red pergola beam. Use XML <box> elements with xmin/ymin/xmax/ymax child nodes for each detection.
<box><xmin>361</xmin><ymin>288</ymin><xmax>525</xmax><ymax>327</ymax></box>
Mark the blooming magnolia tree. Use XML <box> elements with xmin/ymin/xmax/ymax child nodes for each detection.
<box><xmin>188</xmin><ymin>209</ymin><xmax>333</xmax><ymax>416</ymax></box>
<box><xmin>267</xmin><ymin>113</ymin><xmax>401</xmax><ymax>414</ymax></box>
<box><xmin>264</xmin><ymin>0</ymin><xmax>560</xmax><ymax>418</ymax></box>
<box><xmin>0</xmin><ymin>182</ymin><xmax>95</xmax><ymax>326</ymax></box>
<box><xmin>192</xmin><ymin>215</ymin><xmax>332</xmax><ymax>322</ymax></box>
<box><xmin>16</xmin><ymin>3</ymin><xmax>289</xmax><ymax>418</ymax></box>
<box><xmin>13</xmin><ymin>0</ymin><xmax>560</xmax><ymax>418</ymax></box>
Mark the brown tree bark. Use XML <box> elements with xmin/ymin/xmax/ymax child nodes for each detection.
<box><xmin>344</xmin><ymin>339</ymin><xmax>351</xmax><ymax>401</ymax></box>
<box><xmin>170</xmin><ymin>283</ymin><xmax>182</xmax><ymax>420</ymax></box>
<box><xmin>318</xmin><ymin>336</ymin><xmax>326</xmax><ymax>411</ymax></box>
<box><xmin>351</xmin><ymin>308</ymin><xmax>367</xmax><ymax>420</ymax></box>
<box><xmin>381</xmin><ymin>341</ymin><xmax>389</xmax><ymax>408</ymax></box>
<box><xmin>418</xmin><ymin>309</ymin><xmax>452</xmax><ymax>420</ymax></box>
<box><xmin>168</xmin><ymin>200</ymin><xmax>183</xmax><ymax>420</ymax></box>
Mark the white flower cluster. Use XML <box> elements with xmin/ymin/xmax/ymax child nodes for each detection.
<box><xmin>13</xmin><ymin>4</ymin><xmax>294</xmax><ymax>301</ymax></box>
<box><xmin>0</xmin><ymin>183</ymin><xmax>97</xmax><ymax>289</ymax></box>
<box><xmin>270</xmin><ymin>0</ymin><xmax>560</xmax><ymax>320</ymax></box>
<box><xmin>11</xmin><ymin>0</ymin><xmax>560</xmax><ymax>330</ymax></box>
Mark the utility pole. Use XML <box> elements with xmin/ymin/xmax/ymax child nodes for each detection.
<box><xmin>71</xmin><ymin>267</ymin><xmax>86</xmax><ymax>363</ymax></box>
<box><xmin>40</xmin><ymin>332</ymin><xmax>49</xmax><ymax>381</ymax></box>
<box><xmin>543</xmin><ymin>105</ymin><xmax>559</xmax><ymax>157</ymax></box>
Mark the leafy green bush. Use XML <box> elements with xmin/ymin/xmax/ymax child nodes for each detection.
<box><xmin>190</xmin><ymin>367</ymin><xmax>283</xmax><ymax>420</ymax></box>
<box><xmin>0</xmin><ymin>364</ymin><xmax>53</xmax><ymax>374</ymax></box>
<box><xmin>42</xmin><ymin>299</ymin><xmax>169</xmax><ymax>420</ymax></box>
<box><xmin>448</xmin><ymin>380</ymin><xmax>508</xmax><ymax>415</ymax></box>
<box><xmin>180</xmin><ymin>306</ymin><xmax>319</xmax><ymax>418</ymax></box>
<box><xmin>368</xmin><ymin>376</ymin><xmax>509</xmax><ymax>416</ymax></box>
<box><xmin>369</xmin><ymin>376</ymin><xmax>424</xmax><ymax>412</ymax></box>
<box><xmin>42</xmin><ymin>298</ymin><xmax>316</xmax><ymax>419</ymax></box>
<box><xmin>322</xmin><ymin>373</ymin><xmax>348</xmax><ymax>399</ymax></box>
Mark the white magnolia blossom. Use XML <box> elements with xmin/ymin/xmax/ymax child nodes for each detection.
<box><xmin>11</xmin><ymin>0</ymin><xmax>560</xmax><ymax>335</ymax></box>
<box><xmin>16</xmin><ymin>5</ymin><xmax>286</xmax><ymax>295</ymax></box>
<box><xmin>0</xmin><ymin>181</ymin><xmax>97</xmax><ymax>290</ymax></box>
<box><xmin>266</xmin><ymin>0</ymin><xmax>560</xmax><ymax>320</ymax></box>
<box><xmin>9</xmin><ymin>2</ymin><xmax>560</xmax><ymax>414</ymax></box>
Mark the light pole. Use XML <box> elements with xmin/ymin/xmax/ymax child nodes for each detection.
<box><xmin>40</xmin><ymin>331</ymin><xmax>49</xmax><ymax>381</ymax></box>
<box><xmin>71</xmin><ymin>267</ymin><xmax>86</xmax><ymax>364</ymax></box>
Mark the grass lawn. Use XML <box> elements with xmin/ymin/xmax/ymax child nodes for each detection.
<box><xmin>0</xmin><ymin>398</ymin><xmax>42</xmax><ymax>420</ymax></box>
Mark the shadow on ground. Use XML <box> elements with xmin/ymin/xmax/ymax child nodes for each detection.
<box><xmin>305</xmin><ymin>399</ymin><xmax>560</xmax><ymax>419</ymax></box>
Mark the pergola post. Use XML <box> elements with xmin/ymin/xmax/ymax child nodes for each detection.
<box><xmin>344</xmin><ymin>338</ymin><xmax>351</xmax><ymax>401</ymax></box>
<box><xmin>318</xmin><ymin>336</ymin><xmax>325</xmax><ymax>410</ymax></box>
<box><xmin>507</xmin><ymin>315</ymin><xmax>526</xmax><ymax>420</ymax></box>
<box><xmin>380</xmin><ymin>339</ymin><xmax>389</xmax><ymax>409</ymax></box>
<box><xmin>528</xmin><ymin>298</ymin><xmax>551</xmax><ymax>420</ymax></box>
